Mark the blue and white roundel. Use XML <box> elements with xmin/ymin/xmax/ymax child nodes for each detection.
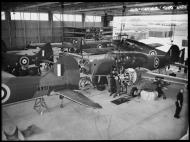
<box><xmin>73</xmin><ymin>40</ymin><xmax>78</xmax><ymax>44</ymax></box>
<box><xmin>19</xmin><ymin>56</ymin><xmax>29</xmax><ymax>66</ymax></box>
<box><xmin>154</xmin><ymin>57</ymin><xmax>159</xmax><ymax>68</ymax></box>
<box><xmin>1</xmin><ymin>83</ymin><xmax>11</xmax><ymax>103</ymax></box>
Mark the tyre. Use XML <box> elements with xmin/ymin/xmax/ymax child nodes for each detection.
<box><xmin>130</xmin><ymin>87</ymin><xmax>138</xmax><ymax>97</ymax></box>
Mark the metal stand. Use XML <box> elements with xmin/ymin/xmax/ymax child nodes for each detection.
<box><xmin>33</xmin><ymin>97</ymin><xmax>48</xmax><ymax>115</ymax></box>
<box><xmin>3</xmin><ymin>127</ymin><xmax>25</xmax><ymax>140</ymax></box>
<box><xmin>59</xmin><ymin>95</ymin><xmax>64</xmax><ymax>108</ymax></box>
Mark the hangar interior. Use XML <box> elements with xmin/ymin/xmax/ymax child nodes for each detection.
<box><xmin>1</xmin><ymin>2</ymin><xmax>189</xmax><ymax>140</ymax></box>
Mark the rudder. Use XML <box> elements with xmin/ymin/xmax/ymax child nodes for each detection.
<box><xmin>166</xmin><ymin>44</ymin><xmax>180</xmax><ymax>63</ymax></box>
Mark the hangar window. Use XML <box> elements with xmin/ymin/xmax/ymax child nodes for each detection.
<box><xmin>1</xmin><ymin>11</ymin><xmax>5</xmax><ymax>20</ymax></box>
<box><xmin>11</xmin><ymin>12</ymin><xmax>23</xmax><ymax>20</ymax></box>
<box><xmin>53</xmin><ymin>13</ymin><xmax>82</xmax><ymax>22</ymax></box>
<box><xmin>63</xmin><ymin>14</ymin><xmax>74</xmax><ymax>21</ymax></box>
<box><xmin>11</xmin><ymin>12</ymin><xmax>48</xmax><ymax>21</ymax></box>
<box><xmin>85</xmin><ymin>15</ymin><xmax>101</xmax><ymax>22</ymax></box>
<box><xmin>53</xmin><ymin>14</ymin><xmax>62</xmax><ymax>21</ymax></box>
<box><xmin>39</xmin><ymin>13</ymin><xmax>48</xmax><ymax>21</ymax></box>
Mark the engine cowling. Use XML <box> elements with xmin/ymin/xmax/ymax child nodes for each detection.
<box><xmin>119</xmin><ymin>68</ymin><xmax>138</xmax><ymax>86</ymax></box>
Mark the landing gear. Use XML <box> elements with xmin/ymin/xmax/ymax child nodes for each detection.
<box><xmin>33</xmin><ymin>97</ymin><xmax>48</xmax><ymax>115</ymax></box>
<box><xmin>3</xmin><ymin>126</ymin><xmax>24</xmax><ymax>140</ymax></box>
<box><xmin>59</xmin><ymin>95</ymin><xmax>64</xmax><ymax>108</ymax></box>
<box><xmin>130</xmin><ymin>87</ymin><xmax>138</xmax><ymax>97</ymax></box>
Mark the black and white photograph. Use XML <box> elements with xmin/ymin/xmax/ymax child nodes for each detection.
<box><xmin>1</xmin><ymin>2</ymin><xmax>188</xmax><ymax>140</ymax></box>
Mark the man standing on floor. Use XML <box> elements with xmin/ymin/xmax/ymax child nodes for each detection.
<box><xmin>156</xmin><ymin>80</ymin><xmax>166</xmax><ymax>99</ymax></box>
<box><xmin>109</xmin><ymin>67</ymin><xmax>117</xmax><ymax>96</ymax></box>
<box><xmin>174</xmin><ymin>89</ymin><xmax>184</xmax><ymax>119</ymax></box>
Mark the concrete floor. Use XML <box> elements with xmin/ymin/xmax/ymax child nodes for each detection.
<box><xmin>2</xmin><ymin>80</ymin><xmax>188</xmax><ymax>140</ymax></box>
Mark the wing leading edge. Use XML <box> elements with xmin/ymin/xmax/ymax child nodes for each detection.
<box><xmin>142</xmin><ymin>71</ymin><xmax>188</xmax><ymax>85</ymax></box>
<box><xmin>55</xmin><ymin>90</ymin><xmax>102</xmax><ymax>109</ymax></box>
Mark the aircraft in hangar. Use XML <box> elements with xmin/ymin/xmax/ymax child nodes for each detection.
<box><xmin>75</xmin><ymin>37</ymin><xmax>187</xmax><ymax>74</ymax></box>
<box><xmin>80</xmin><ymin>38</ymin><xmax>116</xmax><ymax>55</ymax></box>
<box><xmin>2</xmin><ymin>41</ymin><xmax>54</xmax><ymax>76</ymax></box>
<box><xmin>26</xmin><ymin>41</ymin><xmax>75</xmax><ymax>52</ymax></box>
<box><xmin>113</xmin><ymin>38</ymin><xmax>186</xmax><ymax>60</ymax></box>
<box><xmin>83</xmin><ymin>38</ymin><xmax>185</xmax><ymax>60</ymax></box>
<box><xmin>78</xmin><ymin>43</ymin><xmax>187</xmax><ymax>91</ymax></box>
<box><xmin>2</xmin><ymin>54</ymin><xmax>102</xmax><ymax>109</ymax></box>
<box><xmin>2</xmin><ymin>54</ymin><xmax>102</xmax><ymax>140</ymax></box>
<box><xmin>112</xmin><ymin>38</ymin><xmax>187</xmax><ymax>70</ymax></box>
<box><xmin>59</xmin><ymin>26</ymin><xmax>115</xmax><ymax>54</ymax></box>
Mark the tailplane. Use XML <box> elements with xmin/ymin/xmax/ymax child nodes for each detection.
<box><xmin>42</xmin><ymin>55</ymin><xmax>102</xmax><ymax>109</ymax></box>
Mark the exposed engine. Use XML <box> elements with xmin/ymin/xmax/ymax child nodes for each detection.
<box><xmin>119</xmin><ymin>68</ymin><xmax>138</xmax><ymax>86</ymax></box>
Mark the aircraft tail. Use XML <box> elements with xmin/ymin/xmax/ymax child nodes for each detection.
<box><xmin>165</xmin><ymin>44</ymin><xmax>180</xmax><ymax>63</ymax></box>
<box><xmin>51</xmin><ymin>55</ymin><xmax>80</xmax><ymax>89</ymax></box>
<box><xmin>38</xmin><ymin>43</ymin><xmax>53</xmax><ymax>62</ymax></box>
<box><xmin>178</xmin><ymin>48</ymin><xmax>185</xmax><ymax>64</ymax></box>
<box><xmin>44</xmin><ymin>55</ymin><xmax>102</xmax><ymax>109</ymax></box>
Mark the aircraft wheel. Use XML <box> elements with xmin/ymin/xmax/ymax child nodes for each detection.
<box><xmin>130</xmin><ymin>87</ymin><xmax>138</xmax><ymax>97</ymax></box>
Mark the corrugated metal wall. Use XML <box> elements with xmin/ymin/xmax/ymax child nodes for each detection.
<box><xmin>1</xmin><ymin>20</ymin><xmax>102</xmax><ymax>50</ymax></box>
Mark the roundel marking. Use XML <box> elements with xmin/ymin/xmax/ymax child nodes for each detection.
<box><xmin>97</xmin><ymin>44</ymin><xmax>102</xmax><ymax>49</ymax></box>
<box><xmin>19</xmin><ymin>56</ymin><xmax>29</xmax><ymax>66</ymax></box>
<box><xmin>73</xmin><ymin>40</ymin><xmax>78</xmax><ymax>44</ymax></box>
<box><xmin>154</xmin><ymin>57</ymin><xmax>159</xmax><ymax>68</ymax></box>
<box><xmin>149</xmin><ymin>50</ymin><xmax>157</xmax><ymax>55</ymax></box>
<box><xmin>1</xmin><ymin>83</ymin><xmax>11</xmax><ymax>103</ymax></box>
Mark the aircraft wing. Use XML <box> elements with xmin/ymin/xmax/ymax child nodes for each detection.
<box><xmin>172</xmin><ymin>62</ymin><xmax>188</xmax><ymax>69</ymax></box>
<box><xmin>83</xmin><ymin>48</ymin><xmax>114</xmax><ymax>55</ymax></box>
<box><xmin>2</xmin><ymin>71</ymin><xmax>16</xmax><ymax>79</ymax></box>
<box><xmin>30</xmin><ymin>42</ymin><xmax>73</xmax><ymax>48</ymax></box>
<box><xmin>55</xmin><ymin>90</ymin><xmax>102</xmax><ymax>109</ymax></box>
<box><xmin>40</xmin><ymin>59</ymin><xmax>55</xmax><ymax>64</ymax></box>
<box><xmin>67</xmin><ymin>53</ymin><xmax>83</xmax><ymax>60</ymax></box>
<box><xmin>147</xmin><ymin>43</ymin><xmax>163</xmax><ymax>48</ymax></box>
<box><xmin>142</xmin><ymin>71</ymin><xmax>188</xmax><ymax>85</ymax></box>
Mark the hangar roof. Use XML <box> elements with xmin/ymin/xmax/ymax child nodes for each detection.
<box><xmin>1</xmin><ymin>2</ymin><xmax>188</xmax><ymax>16</ymax></box>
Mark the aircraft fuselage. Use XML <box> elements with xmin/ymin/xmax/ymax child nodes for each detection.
<box><xmin>88</xmin><ymin>52</ymin><xmax>170</xmax><ymax>76</ymax></box>
<box><xmin>2</xmin><ymin>55</ymin><xmax>80</xmax><ymax>106</ymax></box>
